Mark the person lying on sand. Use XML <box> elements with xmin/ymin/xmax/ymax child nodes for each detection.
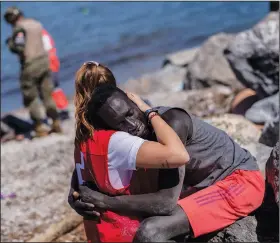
<box><xmin>69</xmin><ymin>62</ymin><xmax>265</xmax><ymax>242</ymax></box>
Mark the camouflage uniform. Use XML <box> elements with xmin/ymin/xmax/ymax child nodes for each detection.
<box><xmin>7</xmin><ymin>18</ymin><xmax>61</xmax><ymax>134</ymax></box>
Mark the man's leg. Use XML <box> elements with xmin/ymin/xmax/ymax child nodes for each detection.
<box><xmin>133</xmin><ymin>206</ymin><xmax>190</xmax><ymax>242</ymax></box>
<box><xmin>1</xmin><ymin>121</ymin><xmax>15</xmax><ymax>142</ymax></box>
<box><xmin>39</xmin><ymin>70</ymin><xmax>62</xmax><ymax>133</ymax></box>
<box><xmin>20</xmin><ymin>70</ymin><xmax>48</xmax><ymax>137</ymax></box>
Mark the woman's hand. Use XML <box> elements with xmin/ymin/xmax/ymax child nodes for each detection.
<box><xmin>126</xmin><ymin>91</ymin><xmax>151</xmax><ymax>112</ymax></box>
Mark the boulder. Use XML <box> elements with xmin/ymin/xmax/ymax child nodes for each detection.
<box><xmin>144</xmin><ymin>86</ymin><xmax>234</xmax><ymax>118</ymax></box>
<box><xmin>265</xmin><ymin>141</ymin><xmax>279</xmax><ymax>206</ymax></box>
<box><xmin>225</xmin><ymin>12</ymin><xmax>279</xmax><ymax>99</ymax></box>
<box><xmin>245</xmin><ymin>92</ymin><xmax>279</xmax><ymax>125</ymax></box>
<box><xmin>162</xmin><ymin>47</ymin><xmax>199</xmax><ymax>67</ymax></box>
<box><xmin>121</xmin><ymin>64</ymin><xmax>186</xmax><ymax>96</ymax></box>
<box><xmin>183</xmin><ymin>33</ymin><xmax>244</xmax><ymax>92</ymax></box>
<box><xmin>207</xmin><ymin>114</ymin><xmax>262</xmax><ymax>143</ymax></box>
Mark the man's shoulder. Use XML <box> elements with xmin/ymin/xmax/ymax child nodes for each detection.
<box><xmin>17</xmin><ymin>18</ymin><xmax>42</xmax><ymax>29</ymax></box>
<box><xmin>157</xmin><ymin>106</ymin><xmax>191</xmax><ymax>119</ymax></box>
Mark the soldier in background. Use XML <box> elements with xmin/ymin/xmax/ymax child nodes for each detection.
<box><xmin>4</xmin><ymin>6</ymin><xmax>62</xmax><ymax>137</ymax></box>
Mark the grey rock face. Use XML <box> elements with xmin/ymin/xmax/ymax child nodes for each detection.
<box><xmin>205</xmin><ymin>114</ymin><xmax>262</xmax><ymax>145</ymax></box>
<box><xmin>265</xmin><ymin>141</ymin><xmax>279</xmax><ymax>206</ymax></box>
<box><xmin>225</xmin><ymin>13</ymin><xmax>279</xmax><ymax>99</ymax></box>
<box><xmin>245</xmin><ymin>92</ymin><xmax>279</xmax><ymax>125</ymax></box>
<box><xmin>162</xmin><ymin>47</ymin><xmax>199</xmax><ymax>67</ymax></box>
<box><xmin>245</xmin><ymin>93</ymin><xmax>279</xmax><ymax>147</ymax></box>
<box><xmin>184</xmin><ymin>33</ymin><xmax>244</xmax><ymax>92</ymax></box>
<box><xmin>121</xmin><ymin>64</ymin><xmax>186</xmax><ymax>96</ymax></box>
<box><xmin>145</xmin><ymin>86</ymin><xmax>234</xmax><ymax>118</ymax></box>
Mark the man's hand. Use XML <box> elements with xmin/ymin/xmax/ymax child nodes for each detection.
<box><xmin>79</xmin><ymin>185</ymin><xmax>109</xmax><ymax>209</ymax></box>
<box><xmin>68</xmin><ymin>187</ymin><xmax>102</xmax><ymax>220</ymax></box>
<box><xmin>125</xmin><ymin>91</ymin><xmax>151</xmax><ymax>112</ymax></box>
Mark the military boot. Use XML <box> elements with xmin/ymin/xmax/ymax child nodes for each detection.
<box><xmin>51</xmin><ymin>119</ymin><xmax>62</xmax><ymax>133</ymax></box>
<box><xmin>35</xmin><ymin>123</ymin><xmax>49</xmax><ymax>137</ymax></box>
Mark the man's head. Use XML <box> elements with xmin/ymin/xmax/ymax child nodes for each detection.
<box><xmin>4</xmin><ymin>7</ymin><xmax>23</xmax><ymax>25</ymax></box>
<box><xmin>88</xmin><ymin>84</ymin><xmax>150</xmax><ymax>139</ymax></box>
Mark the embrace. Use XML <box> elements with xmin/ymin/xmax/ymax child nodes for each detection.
<box><xmin>68</xmin><ymin>62</ymin><xmax>265</xmax><ymax>242</ymax></box>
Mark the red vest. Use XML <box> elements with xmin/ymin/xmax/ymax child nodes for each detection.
<box><xmin>75</xmin><ymin>130</ymin><xmax>141</xmax><ymax>242</ymax></box>
<box><xmin>42</xmin><ymin>29</ymin><xmax>60</xmax><ymax>72</ymax></box>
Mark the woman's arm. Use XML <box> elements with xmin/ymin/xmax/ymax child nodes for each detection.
<box><xmin>127</xmin><ymin>92</ymin><xmax>190</xmax><ymax>169</ymax></box>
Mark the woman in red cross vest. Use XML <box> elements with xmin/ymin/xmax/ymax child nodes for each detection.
<box><xmin>73</xmin><ymin>61</ymin><xmax>190</xmax><ymax>242</ymax></box>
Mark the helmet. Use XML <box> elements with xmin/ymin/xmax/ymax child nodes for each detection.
<box><xmin>4</xmin><ymin>6</ymin><xmax>22</xmax><ymax>24</ymax></box>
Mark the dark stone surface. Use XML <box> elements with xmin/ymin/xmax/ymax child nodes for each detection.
<box><xmin>183</xmin><ymin>33</ymin><xmax>244</xmax><ymax>92</ymax></box>
<box><xmin>225</xmin><ymin>13</ymin><xmax>279</xmax><ymax>99</ymax></box>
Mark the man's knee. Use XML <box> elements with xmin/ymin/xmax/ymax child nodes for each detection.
<box><xmin>134</xmin><ymin>220</ymin><xmax>159</xmax><ymax>242</ymax></box>
<box><xmin>21</xmin><ymin>81</ymin><xmax>38</xmax><ymax>107</ymax></box>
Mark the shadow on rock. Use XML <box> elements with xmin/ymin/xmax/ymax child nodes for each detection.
<box><xmin>255</xmin><ymin>182</ymin><xmax>279</xmax><ymax>242</ymax></box>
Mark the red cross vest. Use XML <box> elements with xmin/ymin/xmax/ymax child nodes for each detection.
<box><xmin>74</xmin><ymin>130</ymin><xmax>141</xmax><ymax>242</ymax></box>
<box><xmin>42</xmin><ymin>29</ymin><xmax>60</xmax><ymax>73</ymax></box>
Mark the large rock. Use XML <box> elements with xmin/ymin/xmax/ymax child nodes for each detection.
<box><xmin>183</xmin><ymin>33</ymin><xmax>244</xmax><ymax>92</ymax></box>
<box><xmin>225</xmin><ymin>12</ymin><xmax>279</xmax><ymax>99</ymax></box>
<box><xmin>144</xmin><ymin>86</ymin><xmax>234</xmax><ymax>118</ymax></box>
<box><xmin>199</xmin><ymin>208</ymin><xmax>278</xmax><ymax>242</ymax></box>
<box><xmin>245</xmin><ymin>92</ymin><xmax>279</xmax><ymax>125</ymax></box>
<box><xmin>205</xmin><ymin>113</ymin><xmax>262</xmax><ymax>145</ymax></box>
<box><xmin>193</xmin><ymin>216</ymin><xmax>259</xmax><ymax>242</ymax></box>
<box><xmin>162</xmin><ymin>47</ymin><xmax>199</xmax><ymax>67</ymax></box>
<box><xmin>121</xmin><ymin>64</ymin><xmax>186</xmax><ymax>96</ymax></box>
<box><xmin>265</xmin><ymin>141</ymin><xmax>279</xmax><ymax>206</ymax></box>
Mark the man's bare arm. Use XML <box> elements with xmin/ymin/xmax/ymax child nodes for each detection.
<box><xmin>79</xmin><ymin>108</ymin><xmax>192</xmax><ymax>216</ymax></box>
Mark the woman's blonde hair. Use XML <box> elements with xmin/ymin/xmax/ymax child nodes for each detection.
<box><xmin>74</xmin><ymin>62</ymin><xmax>116</xmax><ymax>146</ymax></box>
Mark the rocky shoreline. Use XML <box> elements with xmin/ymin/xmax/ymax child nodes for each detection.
<box><xmin>1</xmin><ymin>12</ymin><xmax>279</xmax><ymax>243</ymax></box>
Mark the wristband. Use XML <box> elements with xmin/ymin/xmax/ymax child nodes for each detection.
<box><xmin>144</xmin><ymin>108</ymin><xmax>159</xmax><ymax>119</ymax></box>
<box><xmin>148</xmin><ymin>112</ymin><xmax>159</xmax><ymax>124</ymax></box>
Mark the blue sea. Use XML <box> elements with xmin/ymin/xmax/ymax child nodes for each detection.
<box><xmin>1</xmin><ymin>1</ymin><xmax>269</xmax><ymax>113</ymax></box>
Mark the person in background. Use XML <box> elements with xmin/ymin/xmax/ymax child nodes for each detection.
<box><xmin>4</xmin><ymin>6</ymin><xmax>62</xmax><ymax>137</ymax></box>
<box><xmin>42</xmin><ymin>28</ymin><xmax>70</xmax><ymax>120</ymax></box>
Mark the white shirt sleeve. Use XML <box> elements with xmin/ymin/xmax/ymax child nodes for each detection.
<box><xmin>108</xmin><ymin>131</ymin><xmax>146</xmax><ymax>170</ymax></box>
